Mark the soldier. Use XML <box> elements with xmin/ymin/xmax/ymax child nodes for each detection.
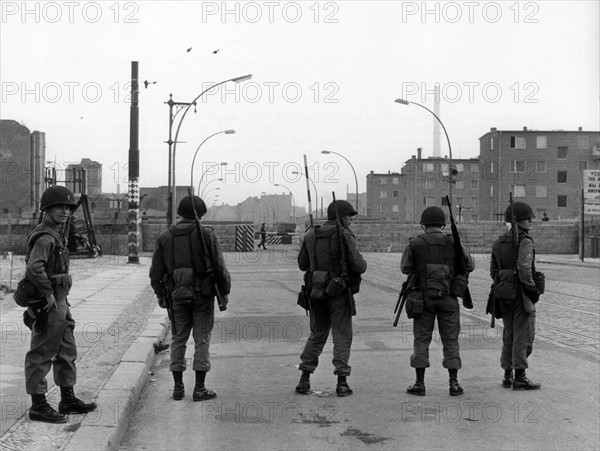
<box><xmin>401</xmin><ymin>206</ymin><xmax>475</xmax><ymax>396</ymax></box>
<box><xmin>258</xmin><ymin>222</ymin><xmax>267</xmax><ymax>249</ymax></box>
<box><xmin>490</xmin><ymin>202</ymin><xmax>541</xmax><ymax>390</ymax></box>
<box><xmin>150</xmin><ymin>195</ymin><xmax>231</xmax><ymax>401</ymax></box>
<box><xmin>296</xmin><ymin>200</ymin><xmax>367</xmax><ymax>397</ymax></box>
<box><xmin>24</xmin><ymin>185</ymin><xmax>97</xmax><ymax>423</ymax></box>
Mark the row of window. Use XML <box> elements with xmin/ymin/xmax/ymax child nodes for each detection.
<box><xmin>490</xmin><ymin>185</ymin><xmax>568</xmax><ymax>204</ymax></box>
<box><xmin>492</xmin><ymin>135</ymin><xmax>591</xmax><ymax>150</ymax></box>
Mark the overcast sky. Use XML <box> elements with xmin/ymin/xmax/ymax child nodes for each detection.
<box><xmin>1</xmin><ymin>1</ymin><xmax>598</xmax><ymax>208</ymax></box>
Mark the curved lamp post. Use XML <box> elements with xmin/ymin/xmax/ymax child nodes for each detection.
<box><xmin>395</xmin><ymin>98</ymin><xmax>457</xmax><ymax>203</ymax></box>
<box><xmin>190</xmin><ymin>130</ymin><xmax>234</xmax><ymax>192</ymax></box>
<box><xmin>197</xmin><ymin>162</ymin><xmax>227</xmax><ymax>197</ymax></box>
<box><xmin>200</xmin><ymin>178</ymin><xmax>223</xmax><ymax>198</ymax></box>
<box><xmin>274</xmin><ymin>183</ymin><xmax>296</xmax><ymax>223</ymax></box>
<box><xmin>171</xmin><ymin>73</ymin><xmax>252</xmax><ymax>223</ymax></box>
<box><xmin>292</xmin><ymin>170</ymin><xmax>319</xmax><ymax>218</ymax></box>
<box><xmin>203</xmin><ymin>187</ymin><xmax>220</xmax><ymax>200</ymax></box>
<box><xmin>321</xmin><ymin>150</ymin><xmax>359</xmax><ymax>215</ymax></box>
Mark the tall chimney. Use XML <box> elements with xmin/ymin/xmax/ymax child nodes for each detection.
<box><xmin>433</xmin><ymin>84</ymin><xmax>441</xmax><ymax>157</ymax></box>
<box><xmin>417</xmin><ymin>147</ymin><xmax>422</xmax><ymax>160</ymax></box>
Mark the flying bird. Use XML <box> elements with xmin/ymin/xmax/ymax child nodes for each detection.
<box><xmin>212</xmin><ymin>49</ymin><xmax>219</xmax><ymax>54</ymax></box>
<box><xmin>187</xmin><ymin>47</ymin><xmax>192</xmax><ymax>52</ymax></box>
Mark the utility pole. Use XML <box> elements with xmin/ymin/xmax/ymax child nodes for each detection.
<box><xmin>127</xmin><ymin>61</ymin><xmax>140</xmax><ymax>264</ymax></box>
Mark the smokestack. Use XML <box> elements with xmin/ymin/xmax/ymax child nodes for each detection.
<box><xmin>417</xmin><ymin>147</ymin><xmax>422</xmax><ymax>160</ymax></box>
<box><xmin>433</xmin><ymin>84</ymin><xmax>441</xmax><ymax>157</ymax></box>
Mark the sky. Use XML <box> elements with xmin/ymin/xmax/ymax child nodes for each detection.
<box><xmin>1</xmin><ymin>0</ymin><xmax>599</xmax><ymax>209</ymax></box>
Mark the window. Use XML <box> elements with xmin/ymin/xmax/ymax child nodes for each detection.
<box><xmin>490</xmin><ymin>162</ymin><xmax>494</xmax><ymax>173</ymax></box>
<box><xmin>536</xmin><ymin>186</ymin><xmax>547</xmax><ymax>198</ymax></box>
<box><xmin>392</xmin><ymin>205</ymin><xmax>399</xmax><ymax>212</ymax></box>
<box><xmin>392</xmin><ymin>177</ymin><xmax>399</xmax><ymax>185</ymax></box>
<box><xmin>557</xmin><ymin>171</ymin><xmax>567</xmax><ymax>184</ymax></box>
<box><xmin>424</xmin><ymin>179</ymin><xmax>435</xmax><ymax>189</ymax></box>
<box><xmin>490</xmin><ymin>138</ymin><xmax>494</xmax><ymax>150</ymax></box>
<box><xmin>578</xmin><ymin>135</ymin><xmax>590</xmax><ymax>149</ymax></box>
<box><xmin>536</xmin><ymin>161</ymin><xmax>547</xmax><ymax>173</ymax></box>
<box><xmin>441</xmin><ymin>197</ymin><xmax>449</xmax><ymax>205</ymax></box>
<box><xmin>490</xmin><ymin>186</ymin><xmax>494</xmax><ymax>197</ymax></box>
<box><xmin>471</xmin><ymin>180</ymin><xmax>479</xmax><ymax>189</ymax></box>
<box><xmin>423</xmin><ymin>197</ymin><xmax>434</xmax><ymax>206</ymax></box>
<box><xmin>511</xmin><ymin>185</ymin><xmax>526</xmax><ymax>197</ymax></box>
<box><xmin>510</xmin><ymin>136</ymin><xmax>526</xmax><ymax>149</ymax></box>
<box><xmin>579</xmin><ymin>161</ymin><xmax>588</xmax><ymax>172</ymax></box>
<box><xmin>455</xmin><ymin>181</ymin><xmax>464</xmax><ymax>190</ymax></box>
<box><xmin>456</xmin><ymin>197</ymin><xmax>464</xmax><ymax>205</ymax></box>
<box><xmin>441</xmin><ymin>163</ymin><xmax>449</xmax><ymax>176</ymax></box>
<box><xmin>379</xmin><ymin>203</ymin><xmax>387</xmax><ymax>212</ymax></box>
<box><xmin>379</xmin><ymin>191</ymin><xmax>388</xmax><ymax>198</ymax></box>
<box><xmin>423</xmin><ymin>163</ymin><xmax>435</xmax><ymax>172</ymax></box>
<box><xmin>557</xmin><ymin>147</ymin><xmax>568</xmax><ymax>159</ymax></box>
<box><xmin>510</xmin><ymin>161</ymin><xmax>526</xmax><ymax>173</ymax></box>
<box><xmin>392</xmin><ymin>190</ymin><xmax>399</xmax><ymax>198</ymax></box>
<box><xmin>455</xmin><ymin>163</ymin><xmax>464</xmax><ymax>172</ymax></box>
<box><xmin>558</xmin><ymin>195</ymin><xmax>567</xmax><ymax>207</ymax></box>
<box><xmin>379</xmin><ymin>177</ymin><xmax>388</xmax><ymax>184</ymax></box>
<box><xmin>472</xmin><ymin>164</ymin><xmax>479</xmax><ymax>173</ymax></box>
<box><xmin>471</xmin><ymin>196</ymin><xmax>479</xmax><ymax>206</ymax></box>
<box><xmin>472</xmin><ymin>214</ymin><xmax>478</xmax><ymax>221</ymax></box>
<box><xmin>109</xmin><ymin>200</ymin><xmax>120</xmax><ymax>209</ymax></box>
<box><xmin>536</xmin><ymin>136</ymin><xmax>547</xmax><ymax>149</ymax></box>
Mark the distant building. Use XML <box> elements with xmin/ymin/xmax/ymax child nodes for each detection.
<box><xmin>478</xmin><ymin>127</ymin><xmax>600</xmax><ymax>220</ymax></box>
<box><xmin>65</xmin><ymin>158</ymin><xmax>102</xmax><ymax>196</ymax></box>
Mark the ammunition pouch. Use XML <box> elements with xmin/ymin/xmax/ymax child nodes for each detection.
<box><xmin>347</xmin><ymin>274</ymin><xmax>362</xmax><ymax>294</ymax></box>
<box><xmin>171</xmin><ymin>268</ymin><xmax>195</xmax><ymax>303</ymax></box>
<box><xmin>27</xmin><ymin>298</ymin><xmax>49</xmax><ymax>333</ymax></box>
<box><xmin>493</xmin><ymin>269</ymin><xmax>519</xmax><ymax>303</ymax></box>
<box><xmin>198</xmin><ymin>276</ymin><xmax>217</xmax><ymax>298</ymax></box>
<box><xmin>50</xmin><ymin>274</ymin><xmax>72</xmax><ymax>299</ymax></box>
<box><xmin>405</xmin><ymin>289</ymin><xmax>424</xmax><ymax>319</ymax></box>
<box><xmin>309</xmin><ymin>270</ymin><xmax>331</xmax><ymax>302</ymax></box>
<box><xmin>451</xmin><ymin>274</ymin><xmax>469</xmax><ymax>298</ymax></box>
<box><xmin>325</xmin><ymin>276</ymin><xmax>346</xmax><ymax>298</ymax></box>
<box><xmin>425</xmin><ymin>264</ymin><xmax>451</xmax><ymax>299</ymax></box>
<box><xmin>533</xmin><ymin>271</ymin><xmax>545</xmax><ymax>296</ymax></box>
<box><xmin>14</xmin><ymin>277</ymin><xmax>42</xmax><ymax>308</ymax></box>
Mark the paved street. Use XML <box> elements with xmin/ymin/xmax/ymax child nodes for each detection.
<box><xmin>1</xmin><ymin>249</ymin><xmax>598</xmax><ymax>450</ymax></box>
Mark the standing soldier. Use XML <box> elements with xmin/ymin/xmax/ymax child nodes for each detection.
<box><xmin>150</xmin><ymin>195</ymin><xmax>231</xmax><ymax>401</ymax></box>
<box><xmin>401</xmin><ymin>206</ymin><xmax>475</xmax><ymax>396</ymax></box>
<box><xmin>296</xmin><ymin>200</ymin><xmax>367</xmax><ymax>397</ymax></box>
<box><xmin>258</xmin><ymin>222</ymin><xmax>268</xmax><ymax>249</ymax></box>
<box><xmin>490</xmin><ymin>202</ymin><xmax>541</xmax><ymax>390</ymax></box>
<box><xmin>24</xmin><ymin>186</ymin><xmax>97</xmax><ymax>423</ymax></box>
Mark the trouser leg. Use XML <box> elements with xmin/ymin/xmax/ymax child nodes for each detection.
<box><xmin>170</xmin><ymin>300</ymin><xmax>193</xmax><ymax>372</ymax></box>
<box><xmin>329</xmin><ymin>296</ymin><xmax>353</xmax><ymax>376</ymax></box>
<box><xmin>410</xmin><ymin>301</ymin><xmax>435</xmax><ymax>368</ymax></box>
<box><xmin>436</xmin><ymin>298</ymin><xmax>462</xmax><ymax>369</ymax></box>
<box><xmin>299</xmin><ymin>303</ymin><xmax>331</xmax><ymax>373</ymax></box>
<box><xmin>191</xmin><ymin>296</ymin><xmax>215</xmax><ymax>372</ymax></box>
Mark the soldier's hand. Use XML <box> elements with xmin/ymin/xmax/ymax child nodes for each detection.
<box><xmin>158</xmin><ymin>296</ymin><xmax>167</xmax><ymax>309</ymax></box>
<box><xmin>44</xmin><ymin>294</ymin><xmax>57</xmax><ymax>312</ymax></box>
<box><xmin>523</xmin><ymin>287</ymin><xmax>540</xmax><ymax>303</ymax></box>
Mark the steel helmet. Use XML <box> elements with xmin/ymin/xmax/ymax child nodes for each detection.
<box><xmin>505</xmin><ymin>202</ymin><xmax>535</xmax><ymax>222</ymax></box>
<box><xmin>40</xmin><ymin>186</ymin><xmax>77</xmax><ymax>211</ymax></box>
<box><xmin>420</xmin><ymin>206</ymin><xmax>446</xmax><ymax>226</ymax></box>
<box><xmin>327</xmin><ymin>200</ymin><xmax>358</xmax><ymax>220</ymax></box>
<box><xmin>178</xmin><ymin>195</ymin><xmax>207</xmax><ymax>219</ymax></box>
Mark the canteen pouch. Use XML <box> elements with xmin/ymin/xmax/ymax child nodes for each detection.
<box><xmin>198</xmin><ymin>276</ymin><xmax>217</xmax><ymax>298</ymax></box>
<box><xmin>451</xmin><ymin>274</ymin><xmax>469</xmax><ymax>298</ymax></box>
<box><xmin>28</xmin><ymin>298</ymin><xmax>49</xmax><ymax>334</ymax></box>
<box><xmin>14</xmin><ymin>278</ymin><xmax>41</xmax><ymax>308</ymax></box>
<box><xmin>493</xmin><ymin>269</ymin><xmax>519</xmax><ymax>302</ymax></box>
<box><xmin>325</xmin><ymin>277</ymin><xmax>347</xmax><ymax>298</ymax></box>
<box><xmin>533</xmin><ymin>271</ymin><xmax>545</xmax><ymax>296</ymax></box>
<box><xmin>310</xmin><ymin>270</ymin><xmax>330</xmax><ymax>302</ymax></box>
<box><xmin>425</xmin><ymin>264</ymin><xmax>451</xmax><ymax>299</ymax></box>
<box><xmin>171</xmin><ymin>268</ymin><xmax>195</xmax><ymax>303</ymax></box>
<box><xmin>50</xmin><ymin>274</ymin><xmax>72</xmax><ymax>299</ymax></box>
<box><xmin>405</xmin><ymin>289</ymin><xmax>424</xmax><ymax>319</ymax></box>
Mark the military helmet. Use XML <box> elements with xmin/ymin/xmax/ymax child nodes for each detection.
<box><xmin>178</xmin><ymin>195</ymin><xmax>207</xmax><ymax>219</ymax></box>
<box><xmin>327</xmin><ymin>200</ymin><xmax>358</xmax><ymax>220</ymax></box>
<box><xmin>420</xmin><ymin>206</ymin><xmax>446</xmax><ymax>226</ymax></box>
<box><xmin>40</xmin><ymin>185</ymin><xmax>77</xmax><ymax>211</ymax></box>
<box><xmin>505</xmin><ymin>202</ymin><xmax>535</xmax><ymax>222</ymax></box>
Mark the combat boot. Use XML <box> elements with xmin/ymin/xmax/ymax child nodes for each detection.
<box><xmin>295</xmin><ymin>370</ymin><xmax>311</xmax><ymax>394</ymax></box>
<box><xmin>336</xmin><ymin>376</ymin><xmax>353</xmax><ymax>397</ymax></box>
<box><xmin>172</xmin><ymin>371</ymin><xmax>185</xmax><ymax>400</ymax></box>
<box><xmin>407</xmin><ymin>368</ymin><xmax>426</xmax><ymax>396</ymax></box>
<box><xmin>30</xmin><ymin>395</ymin><xmax>68</xmax><ymax>424</ymax></box>
<box><xmin>513</xmin><ymin>370</ymin><xmax>541</xmax><ymax>390</ymax></box>
<box><xmin>502</xmin><ymin>369</ymin><xmax>514</xmax><ymax>388</ymax></box>
<box><xmin>58</xmin><ymin>387</ymin><xmax>97</xmax><ymax>414</ymax></box>
<box><xmin>448</xmin><ymin>369</ymin><xmax>463</xmax><ymax>396</ymax></box>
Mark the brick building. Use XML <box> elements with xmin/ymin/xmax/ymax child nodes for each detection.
<box><xmin>478</xmin><ymin>127</ymin><xmax>600</xmax><ymax>221</ymax></box>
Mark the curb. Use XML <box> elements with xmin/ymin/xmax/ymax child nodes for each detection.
<box><xmin>64</xmin><ymin>306</ymin><xmax>169</xmax><ymax>451</ymax></box>
<box><xmin>537</xmin><ymin>258</ymin><xmax>600</xmax><ymax>268</ymax></box>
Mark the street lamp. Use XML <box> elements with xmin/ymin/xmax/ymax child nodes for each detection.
<box><xmin>203</xmin><ymin>187</ymin><xmax>220</xmax><ymax>199</ymax></box>
<box><xmin>292</xmin><ymin>170</ymin><xmax>319</xmax><ymax>218</ymax></box>
<box><xmin>274</xmin><ymin>183</ymin><xmax>296</xmax><ymax>223</ymax></box>
<box><xmin>394</xmin><ymin>98</ymin><xmax>457</xmax><ymax>203</ymax></box>
<box><xmin>200</xmin><ymin>178</ymin><xmax>223</xmax><ymax>198</ymax></box>
<box><xmin>190</xmin><ymin>130</ymin><xmax>234</xmax><ymax>192</ymax></box>
<box><xmin>197</xmin><ymin>162</ymin><xmax>227</xmax><ymax>196</ymax></box>
<box><xmin>321</xmin><ymin>150</ymin><xmax>359</xmax><ymax>215</ymax></box>
<box><xmin>171</xmin><ymin>73</ymin><xmax>252</xmax><ymax>224</ymax></box>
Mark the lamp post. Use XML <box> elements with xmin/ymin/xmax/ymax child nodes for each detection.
<box><xmin>203</xmin><ymin>187</ymin><xmax>220</xmax><ymax>200</ymax></box>
<box><xmin>190</xmin><ymin>130</ymin><xmax>234</xmax><ymax>192</ymax></box>
<box><xmin>321</xmin><ymin>150</ymin><xmax>359</xmax><ymax>215</ymax></box>
<box><xmin>197</xmin><ymin>162</ymin><xmax>227</xmax><ymax>197</ymax></box>
<box><xmin>171</xmin><ymin>73</ymin><xmax>252</xmax><ymax>224</ymax></box>
<box><xmin>274</xmin><ymin>183</ymin><xmax>296</xmax><ymax>223</ymax></box>
<box><xmin>395</xmin><ymin>98</ymin><xmax>457</xmax><ymax>204</ymax></box>
<box><xmin>200</xmin><ymin>178</ymin><xmax>223</xmax><ymax>197</ymax></box>
<box><xmin>292</xmin><ymin>170</ymin><xmax>319</xmax><ymax>218</ymax></box>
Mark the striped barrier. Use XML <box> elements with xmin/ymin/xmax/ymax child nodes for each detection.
<box><xmin>235</xmin><ymin>224</ymin><xmax>255</xmax><ymax>251</ymax></box>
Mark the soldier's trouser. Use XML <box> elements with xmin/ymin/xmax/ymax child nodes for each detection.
<box><xmin>299</xmin><ymin>294</ymin><xmax>352</xmax><ymax>376</ymax></box>
<box><xmin>410</xmin><ymin>296</ymin><xmax>461</xmax><ymax>369</ymax></box>
<box><xmin>500</xmin><ymin>297</ymin><xmax>535</xmax><ymax>370</ymax></box>
<box><xmin>170</xmin><ymin>295</ymin><xmax>215</xmax><ymax>372</ymax></box>
<box><xmin>25</xmin><ymin>296</ymin><xmax>77</xmax><ymax>394</ymax></box>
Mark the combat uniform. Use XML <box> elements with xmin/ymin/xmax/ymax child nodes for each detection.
<box><xmin>296</xmin><ymin>200</ymin><xmax>367</xmax><ymax>397</ymax></box>
<box><xmin>150</xmin><ymin>196</ymin><xmax>231</xmax><ymax>401</ymax></box>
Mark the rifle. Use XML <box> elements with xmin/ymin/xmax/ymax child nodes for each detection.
<box><xmin>161</xmin><ymin>274</ymin><xmax>176</xmax><ymax>335</ymax></box>
<box><xmin>445</xmin><ymin>195</ymin><xmax>473</xmax><ymax>309</ymax></box>
<box><xmin>393</xmin><ymin>272</ymin><xmax>417</xmax><ymax>327</ymax></box>
<box><xmin>186</xmin><ymin>189</ymin><xmax>228</xmax><ymax>312</ymax></box>
<box><xmin>332</xmin><ymin>192</ymin><xmax>356</xmax><ymax>316</ymax></box>
<box><xmin>299</xmin><ymin>155</ymin><xmax>313</xmax><ymax>317</ymax></box>
<box><xmin>509</xmin><ymin>192</ymin><xmax>535</xmax><ymax>314</ymax></box>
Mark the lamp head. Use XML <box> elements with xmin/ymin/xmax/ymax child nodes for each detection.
<box><xmin>321</xmin><ymin>150</ymin><xmax>331</xmax><ymax>154</ymax></box>
<box><xmin>232</xmin><ymin>74</ymin><xmax>252</xmax><ymax>83</ymax></box>
<box><xmin>395</xmin><ymin>98</ymin><xmax>410</xmax><ymax>105</ymax></box>
<box><xmin>224</xmin><ymin>129</ymin><xmax>235</xmax><ymax>134</ymax></box>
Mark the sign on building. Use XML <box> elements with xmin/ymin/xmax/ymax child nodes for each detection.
<box><xmin>583</xmin><ymin>169</ymin><xmax>600</xmax><ymax>215</ymax></box>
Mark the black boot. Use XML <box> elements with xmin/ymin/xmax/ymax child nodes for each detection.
<box><xmin>295</xmin><ymin>370</ymin><xmax>311</xmax><ymax>394</ymax></box>
<box><xmin>407</xmin><ymin>368</ymin><xmax>426</xmax><ymax>396</ymax></box>
<box><xmin>193</xmin><ymin>370</ymin><xmax>217</xmax><ymax>401</ymax></box>
<box><xmin>58</xmin><ymin>386</ymin><xmax>97</xmax><ymax>414</ymax></box>
<box><xmin>30</xmin><ymin>394</ymin><xmax>68</xmax><ymax>423</ymax></box>
<box><xmin>448</xmin><ymin>369</ymin><xmax>464</xmax><ymax>396</ymax></box>
<box><xmin>336</xmin><ymin>375</ymin><xmax>353</xmax><ymax>397</ymax></box>
<box><xmin>172</xmin><ymin>371</ymin><xmax>185</xmax><ymax>400</ymax></box>
<box><xmin>513</xmin><ymin>369</ymin><xmax>541</xmax><ymax>390</ymax></box>
<box><xmin>502</xmin><ymin>369</ymin><xmax>514</xmax><ymax>388</ymax></box>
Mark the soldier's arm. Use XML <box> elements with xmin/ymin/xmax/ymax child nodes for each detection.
<box><xmin>298</xmin><ymin>238</ymin><xmax>310</xmax><ymax>271</ymax></box>
<box><xmin>342</xmin><ymin>229</ymin><xmax>366</xmax><ymax>274</ymax></box>
<box><xmin>208</xmin><ymin>230</ymin><xmax>231</xmax><ymax>295</ymax></box>
<box><xmin>149</xmin><ymin>238</ymin><xmax>166</xmax><ymax>296</ymax></box>
<box><xmin>517</xmin><ymin>237</ymin><xmax>535</xmax><ymax>289</ymax></box>
<box><xmin>400</xmin><ymin>244</ymin><xmax>415</xmax><ymax>275</ymax></box>
<box><xmin>461</xmin><ymin>244</ymin><xmax>475</xmax><ymax>273</ymax></box>
<box><xmin>489</xmin><ymin>240</ymin><xmax>499</xmax><ymax>279</ymax></box>
<box><xmin>26</xmin><ymin>234</ymin><xmax>55</xmax><ymax>299</ymax></box>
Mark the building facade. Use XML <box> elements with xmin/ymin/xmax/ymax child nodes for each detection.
<box><xmin>65</xmin><ymin>158</ymin><xmax>102</xmax><ymax>196</ymax></box>
<box><xmin>478</xmin><ymin>127</ymin><xmax>600</xmax><ymax>220</ymax></box>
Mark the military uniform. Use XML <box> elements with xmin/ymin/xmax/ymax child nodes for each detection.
<box><xmin>490</xmin><ymin>201</ymin><xmax>541</xmax><ymax>390</ymax></box>
<box><xmin>150</xmin><ymin>195</ymin><xmax>231</xmax><ymax>401</ymax></box>
<box><xmin>24</xmin><ymin>186</ymin><xmax>96</xmax><ymax>423</ymax></box>
<box><xmin>400</xmin><ymin>206</ymin><xmax>474</xmax><ymax>396</ymax></box>
<box><xmin>296</xmin><ymin>200</ymin><xmax>367</xmax><ymax>397</ymax></box>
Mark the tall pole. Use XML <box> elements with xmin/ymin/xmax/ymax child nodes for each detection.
<box><xmin>275</xmin><ymin>183</ymin><xmax>295</xmax><ymax>224</ymax></box>
<box><xmin>322</xmin><ymin>150</ymin><xmax>359</xmax><ymax>215</ymax></box>
<box><xmin>127</xmin><ymin>61</ymin><xmax>140</xmax><ymax>264</ymax></box>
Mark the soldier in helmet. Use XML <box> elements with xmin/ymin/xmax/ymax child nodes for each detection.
<box><xmin>490</xmin><ymin>202</ymin><xmax>541</xmax><ymax>390</ymax></box>
<box><xmin>296</xmin><ymin>200</ymin><xmax>367</xmax><ymax>397</ymax></box>
<box><xmin>150</xmin><ymin>195</ymin><xmax>231</xmax><ymax>401</ymax></box>
<box><xmin>401</xmin><ymin>206</ymin><xmax>475</xmax><ymax>396</ymax></box>
<box><xmin>25</xmin><ymin>185</ymin><xmax>97</xmax><ymax>423</ymax></box>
